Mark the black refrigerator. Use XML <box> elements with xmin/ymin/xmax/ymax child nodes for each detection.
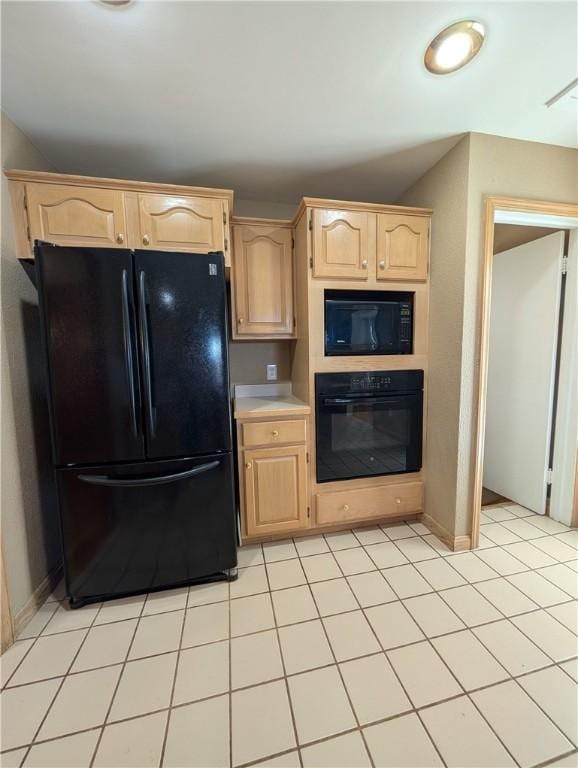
<box><xmin>35</xmin><ymin>242</ymin><xmax>237</xmax><ymax>607</ymax></box>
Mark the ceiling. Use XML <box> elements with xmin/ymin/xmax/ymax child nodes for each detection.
<box><xmin>2</xmin><ymin>1</ymin><xmax>577</xmax><ymax>204</ymax></box>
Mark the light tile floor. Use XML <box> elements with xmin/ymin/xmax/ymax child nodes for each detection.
<box><xmin>1</xmin><ymin>504</ymin><xmax>577</xmax><ymax>768</ymax></box>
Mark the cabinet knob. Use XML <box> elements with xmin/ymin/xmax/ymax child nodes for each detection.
<box><xmin>395</xmin><ymin>498</ymin><xmax>401</xmax><ymax>504</ymax></box>
<box><xmin>245</xmin><ymin>462</ymin><xmax>252</xmax><ymax>469</ymax></box>
<box><xmin>142</xmin><ymin>234</ymin><xmax>150</xmax><ymax>246</ymax></box>
<box><xmin>342</xmin><ymin>504</ymin><xmax>350</xmax><ymax>512</ymax></box>
<box><xmin>238</xmin><ymin>317</ymin><xmax>245</xmax><ymax>325</ymax></box>
<box><xmin>116</xmin><ymin>233</ymin><xmax>124</xmax><ymax>244</ymax></box>
<box><xmin>379</xmin><ymin>260</ymin><xmax>385</xmax><ymax>270</ymax></box>
<box><xmin>361</xmin><ymin>260</ymin><xmax>368</xmax><ymax>269</ymax></box>
<box><xmin>272</xmin><ymin>430</ymin><xmax>279</xmax><ymax>438</ymax></box>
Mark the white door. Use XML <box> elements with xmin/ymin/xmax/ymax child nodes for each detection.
<box><xmin>551</xmin><ymin>230</ymin><xmax>578</xmax><ymax>525</ymax></box>
<box><xmin>483</xmin><ymin>232</ymin><xmax>565</xmax><ymax>514</ymax></box>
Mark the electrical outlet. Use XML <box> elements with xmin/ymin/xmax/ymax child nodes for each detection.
<box><xmin>266</xmin><ymin>364</ymin><xmax>277</xmax><ymax>381</ymax></box>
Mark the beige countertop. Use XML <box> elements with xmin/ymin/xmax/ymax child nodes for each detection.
<box><xmin>234</xmin><ymin>394</ymin><xmax>311</xmax><ymax>419</ymax></box>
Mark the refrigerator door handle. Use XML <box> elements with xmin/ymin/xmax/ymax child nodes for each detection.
<box><xmin>78</xmin><ymin>460</ymin><xmax>220</xmax><ymax>487</ymax></box>
<box><xmin>138</xmin><ymin>270</ymin><xmax>156</xmax><ymax>438</ymax></box>
<box><xmin>121</xmin><ymin>270</ymin><xmax>139</xmax><ymax>438</ymax></box>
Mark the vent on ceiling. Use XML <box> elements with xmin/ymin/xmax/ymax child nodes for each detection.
<box><xmin>545</xmin><ymin>78</ymin><xmax>578</xmax><ymax>113</ymax></box>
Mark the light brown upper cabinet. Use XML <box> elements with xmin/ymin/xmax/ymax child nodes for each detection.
<box><xmin>137</xmin><ymin>194</ymin><xmax>226</xmax><ymax>255</ymax></box>
<box><xmin>376</xmin><ymin>214</ymin><xmax>429</xmax><ymax>281</ymax></box>
<box><xmin>231</xmin><ymin>220</ymin><xmax>294</xmax><ymax>338</ymax></box>
<box><xmin>6</xmin><ymin>171</ymin><xmax>233</xmax><ymax>264</ymax></box>
<box><xmin>312</xmin><ymin>209</ymin><xmax>374</xmax><ymax>279</ymax></box>
<box><xmin>243</xmin><ymin>444</ymin><xmax>309</xmax><ymax>537</ymax></box>
<box><xmin>26</xmin><ymin>183</ymin><xmax>128</xmax><ymax>248</ymax></box>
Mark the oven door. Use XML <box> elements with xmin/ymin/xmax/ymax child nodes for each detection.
<box><xmin>316</xmin><ymin>392</ymin><xmax>423</xmax><ymax>482</ymax></box>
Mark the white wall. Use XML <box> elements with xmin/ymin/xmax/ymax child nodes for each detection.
<box><xmin>1</xmin><ymin>112</ymin><xmax>61</xmax><ymax>620</ymax></box>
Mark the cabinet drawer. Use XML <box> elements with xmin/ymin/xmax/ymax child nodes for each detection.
<box><xmin>242</xmin><ymin>419</ymin><xmax>306</xmax><ymax>448</ymax></box>
<box><xmin>316</xmin><ymin>481</ymin><xmax>423</xmax><ymax>526</ymax></box>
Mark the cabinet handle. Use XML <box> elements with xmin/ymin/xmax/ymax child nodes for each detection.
<box><xmin>116</xmin><ymin>233</ymin><xmax>124</xmax><ymax>244</ymax></box>
<box><xmin>379</xmin><ymin>260</ymin><xmax>385</xmax><ymax>270</ymax></box>
<box><xmin>342</xmin><ymin>504</ymin><xmax>350</xmax><ymax>512</ymax></box>
<box><xmin>272</xmin><ymin>430</ymin><xmax>279</xmax><ymax>438</ymax></box>
<box><xmin>245</xmin><ymin>462</ymin><xmax>252</xmax><ymax>469</ymax></box>
<box><xmin>142</xmin><ymin>234</ymin><xmax>150</xmax><ymax>246</ymax></box>
<box><xmin>361</xmin><ymin>260</ymin><xmax>368</xmax><ymax>269</ymax></box>
<box><xmin>238</xmin><ymin>317</ymin><xmax>245</xmax><ymax>325</ymax></box>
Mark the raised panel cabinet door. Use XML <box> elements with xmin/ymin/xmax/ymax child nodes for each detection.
<box><xmin>232</xmin><ymin>224</ymin><xmax>294</xmax><ymax>336</ymax></box>
<box><xmin>137</xmin><ymin>194</ymin><xmax>225</xmax><ymax>255</ymax></box>
<box><xmin>312</xmin><ymin>209</ymin><xmax>373</xmax><ymax>279</ymax></box>
<box><xmin>26</xmin><ymin>183</ymin><xmax>128</xmax><ymax>248</ymax></box>
<box><xmin>376</xmin><ymin>214</ymin><xmax>429</xmax><ymax>281</ymax></box>
<box><xmin>244</xmin><ymin>445</ymin><xmax>308</xmax><ymax>536</ymax></box>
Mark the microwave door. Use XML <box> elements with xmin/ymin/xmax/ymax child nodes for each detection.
<box><xmin>350</xmin><ymin>307</ymin><xmax>379</xmax><ymax>353</ymax></box>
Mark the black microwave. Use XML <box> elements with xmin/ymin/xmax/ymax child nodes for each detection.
<box><xmin>324</xmin><ymin>289</ymin><xmax>413</xmax><ymax>356</ymax></box>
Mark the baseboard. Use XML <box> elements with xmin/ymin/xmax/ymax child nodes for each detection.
<box><xmin>13</xmin><ymin>563</ymin><xmax>63</xmax><ymax>640</ymax></box>
<box><xmin>422</xmin><ymin>513</ymin><xmax>471</xmax><ymax>552</ymax></box>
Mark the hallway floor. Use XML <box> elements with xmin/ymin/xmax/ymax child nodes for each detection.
<box><xmin>1</xmin><ymin>505</ymin><xmax>577</xmax><ymax>768</ymax></box>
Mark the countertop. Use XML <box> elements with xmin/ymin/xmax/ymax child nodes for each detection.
<box><xmin>234</xmin><ymin>394</ymin><xmax>311</xmax><ymax>419</ymax></box>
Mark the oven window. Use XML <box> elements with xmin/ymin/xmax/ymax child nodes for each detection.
<box><xmin>316</xmin><ymin>396</ymin><xmax>422</xmax><ymax>483</ymax></box>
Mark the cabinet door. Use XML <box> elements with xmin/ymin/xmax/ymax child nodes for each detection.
<box><xmin>138</xmin><ymin>194</ymin><xmax>225</xmax><ymax>255</ymax></box>
<box><xmin>232</xmin><ymin>224</ymin><xmax>294</xmax><ymax>337</ymax></box>
<box><xmin>244</xmin><ymin>445</ymin><xmax>308</xmax><ymax>536</ymax></box>
<box><xmin>26</xmin><ymin>183</ymin><xmax>127</xmax><ymax>248</ymax></box>
<box><xmin>312</xmin><ymin>209</ymin><xmax>373</xmax><ymax>279</ymax></box>
<box><xmin>376</xmin><ymin>214</ymin><xmax>429</xmax><ymax>281</ymax></box>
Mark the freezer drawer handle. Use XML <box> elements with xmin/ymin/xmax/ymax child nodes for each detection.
<box><xmin>138</xmin><ymin>270</ymin><xmax>156</xmax><ymax>438</ymax></box>
<box><xmin>78</xmin><ymin>460</ymin><xmax>220</xmax><ymax>487</ymax></box>
<box><xmin>121</xmin><ymin>270</ymin><xmax>139</xmax><ymax>438</ymax></box>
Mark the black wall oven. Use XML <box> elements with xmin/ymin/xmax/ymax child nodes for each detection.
<box><xmin>316</xmin><ymin>370</ymin><xmax>423</xmax><ymax>483</ymax></box>
<box><xmin>325</xmin><ymin>290</ymin><xmax>413</xmax><ymax>356</ymax></box>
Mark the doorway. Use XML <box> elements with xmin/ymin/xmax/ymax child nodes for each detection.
<box><xmin>472</xmin><ymin>198</ymin><xmax>578</xmax><ymax>548</ymax></box>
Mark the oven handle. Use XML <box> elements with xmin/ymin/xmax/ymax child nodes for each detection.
<box><xmin>322</xmin><ymin>396</ymin><xmax>413</xmax><ymax>407</ymax></box>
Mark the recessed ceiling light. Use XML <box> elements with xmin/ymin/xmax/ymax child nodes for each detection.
<box><xmin>99</xmin><ymin>0</ymin><xmax>133</xmax><ymax>6</ymax></box>
<box><xmin>424</xmin><ymin>20</ymin><xmax>485</xmax><ymax>75</ymax></box>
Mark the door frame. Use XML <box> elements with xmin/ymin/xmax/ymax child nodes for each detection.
<box><xmin>471</xmin><ymin>196</ymin><xmax>578</xmax><ymax>547</ymax></box>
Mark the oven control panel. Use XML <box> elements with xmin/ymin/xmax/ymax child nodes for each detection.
<box><xmin>351</xmin><ymin>375</ymin><xmax>392</xmax><ymax>391</ymax></box>
<box><xmin>316</xmin><ymin>369</ymin><xmax>424</xmax><ymax>396</ymax></box>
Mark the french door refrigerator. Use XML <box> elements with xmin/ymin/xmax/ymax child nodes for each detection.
<box><xmin>35</xmin><ymin>242</ymin><xmax>237</xmax><ymax>607</ymax></box>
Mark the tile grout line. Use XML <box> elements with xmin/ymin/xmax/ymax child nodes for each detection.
<box><xmin>4</xmin><ymin>565</ymin><xmax>576</xmax><ymax>693</ymax></box>
<box><xmin>262</xmin><ymin>543</ymin><xmax>304</xmax><ymax>768</ymax></box>
<box><xmin>158</xmin><ymin>584</ymin><xmax>192</xmax><ymax>768</ymax></box>
<box><xmin>20</xmin><ymin>598</ymin><xmax>106</xmax><ymax>766</ymax></box>
<box><xmin>325</xmin><ymin>528</ymin><xmax>576</xmax><ymax>768</ymax></box>
<box><xmin>2</xmin><ymin>515</ymin><xmax>576</xmax><ymax>765</ymax></box>
<box><xmin>1</xmin><ymin>599</ymin><xmax>65</xmax><ymax>691</ymax></box>
<box><xmin>228</xmin><ymin>572</ymin><xmax>234</xmax><ymax>768</ymax></box>
<box><xmin>295</xmin><ymin>539</ymin><xmax>378</xmax><ymax>768</ymax></box>
<box><xmin>357</xmin><ymin>538</ymin><xmax>462</xmax><ymax>768</ymax></box>
<box><xmin>5</xmin><ymin>653</ymin><xmax>573</xmax><ymax>761</ymax></box>
<box><xmin>87</xmin><ymin>589</ymin><xmax>149</xmax><ymax>768</ymax></box>
<box><xmin>379</xmin><ymin>538</ymin><xmax>564</xmax><ymax>768</ymax></box>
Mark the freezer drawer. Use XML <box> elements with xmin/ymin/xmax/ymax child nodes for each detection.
<box><xmin>57</xmin><ymin>453</ymin><xmax>237</xmax><ymax>605</ymax></box>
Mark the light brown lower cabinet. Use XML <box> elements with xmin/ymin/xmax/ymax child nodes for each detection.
<box><xmin>243</xmin><ymin>444</ymin><xmax>309</xmax><ymax>537</ymax></box>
